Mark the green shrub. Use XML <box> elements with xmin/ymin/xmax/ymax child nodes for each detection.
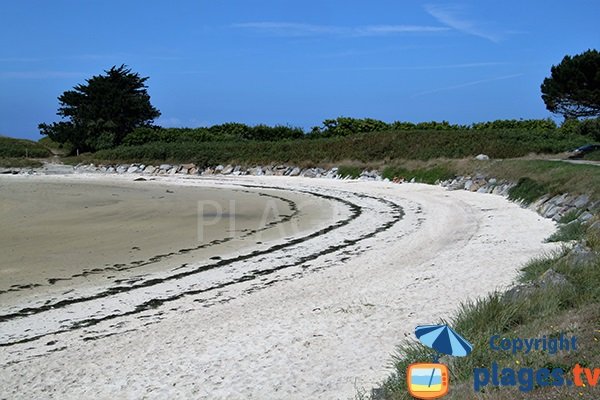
<box><xmin>94</xmin><ymin>129</ymin><xmax>587</xmax><ymax>166</ymax></box>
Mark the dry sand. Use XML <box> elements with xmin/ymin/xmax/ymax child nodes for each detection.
<box><xmin>0</xmin><ymin>174</ymin><xmax>558</xmax><ymax>399</ymax></box>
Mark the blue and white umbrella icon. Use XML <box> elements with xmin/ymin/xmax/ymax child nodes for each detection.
<box><xmin>415</xmin><ymin>324</ymin><xmax>473</xmax><ymax>358</ymax></box>
<box><xmin>414</xmin><ymin>324</ymin><xmax>473</xmax><ymax>389</ymax></box>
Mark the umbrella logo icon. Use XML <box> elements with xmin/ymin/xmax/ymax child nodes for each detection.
<box><xmin>415</xmin><ymin>324</ymin><xmax>473</xmax><ymax>359</ymax></box>
<box><xmin>407</xmin><ymin>324</ymin><xmax>473</xmax><ymax>399</ymax></box>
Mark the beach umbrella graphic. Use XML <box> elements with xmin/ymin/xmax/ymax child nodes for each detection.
<box><xmin>414</xmin><ymin>325</ymin><xmax>473</xmax><ymax>389</ymax></box>
<box><xmin>415</xmin><ymin>324</ymin><xmax>473</xmax><ymax>358</ymax></box>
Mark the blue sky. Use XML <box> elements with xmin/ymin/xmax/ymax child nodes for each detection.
<box><xmin>1</xmin><ymin>0</ymin><xmax>598</xmax><ymax>140</ymax></box>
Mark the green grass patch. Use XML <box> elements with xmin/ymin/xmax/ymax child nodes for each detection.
<box><xmin>518</xmin><ymin>249</ymin><xmax>570</xmax><ymax>282</ymax></box>
<box><xmin>0</xmin><ymin>136</ymin><xmax>51</xmax><ymax>158</ymax></box>
<box><xmin>546</xmin><ymin>221</ymin><xmax>587</xmax><ymax>243</ymax></box>
<box><xmin>337</xmin><ymin>165</ymin><xmax>363</xmax><ymax>178</ymax></box>
<box><xmin>0</xmin><ymin>158</ymin><xmax>44</xmax><ymax>168</ymax></box>
<box><xmin>558</xmin><ymin>209</ymin><xmax>580</xmax><ymax>224</ymax></box>
<box><xmin>507</xmin><ymin>177</ymin><xmax>548</xmax><ymax>204</ymax></box>
<box><xmin>465</xmin><ymin>159</ymin><xmax>600</xmax><ymax>199</ymax></box>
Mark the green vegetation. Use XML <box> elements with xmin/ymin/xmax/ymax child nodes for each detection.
<box><xmin>546</xmin><ymin>220</ymin><xmax>587</xmax><ymax>243</ymax></box>
<box><xmin>0</xmin><ymin>158</ymin><xmax>44</xmax><ymax>168</ymax></box>
<box><xmin>366</xmin><ymin>223</ymin><xmax>600</xmax><ymax>399</ymax></box>
<box><xmin>336</xmin><ymin>165</ymin><xmax>363</xmax><ymax>178</ymax></box>
<box><xmin>39</xmin><ymin>65</ymin><xmax>161</xmax><ymax>153</ymax></box>
<box><xmin>122</xmin><ymin>124</ymin><xmax>304</xmax><ymax>146</ymax></box>
<box><xmin>75</xmin><ymin>129</ymin><xmax>587</xmax><ymax>167</ymax></box>
<box><xmin>0</xmin><ymin>136</ymin><xmax>51</xmax><ymax>158</ymax></box>
<box><xmin>541</xmin><ymin>49</ymin><xmax>600</xmax><ymax>119</ymax></box>
<box><xmin>583</xmin><ymin>149</ymin><xmax>600</xmax><ymax>160</ymax></box>
<box><xmin>507</xmin><ymin>177</ymin><xmax>549</xmax><ymax>204</ymax></box>
<box><xmin>308</xmin><ymin>117</ymin><xmax>559</xmax><ymax>138</ymax></box>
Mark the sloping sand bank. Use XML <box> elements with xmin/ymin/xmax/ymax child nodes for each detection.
<box><xmin>0</xmin><ymin>174</ymin><xmax>557</xmax><ymax>399</ymax></box>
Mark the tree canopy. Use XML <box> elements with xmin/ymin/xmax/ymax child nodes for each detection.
<box><xmin>39</xmin><ymin>65</ymin><xmax>160</xmax><ymax>152</ymax></box>
<box><xmin>541</xmin><ymin>49</ymin><xmax>600</xmax><ymax>119</ymax></box>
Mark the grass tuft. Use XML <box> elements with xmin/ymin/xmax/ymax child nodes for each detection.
<box><xmin>507</xmin><ymin>177</ymin><xmax>548</xmax><ymax>204</ymax></box>
<box><xmin>337</xmin><ymin>165</ymin><xmax>363</xmax><ymax>178</ymax></box>
<box><xmin>546</xmin><ymin>221</ymin><xmax>587</xmax><ymax>243</ymax></box>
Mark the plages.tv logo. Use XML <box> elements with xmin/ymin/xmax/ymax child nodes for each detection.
<box><xmin>407</xmin><ymin>324</ymin><xmax>473</xmax><ymax>399</ymax></box>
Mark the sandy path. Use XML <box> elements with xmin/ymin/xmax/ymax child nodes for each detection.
<box><xmin>0</xmin><ymin>175</ymin><xmax>557</xmax><ymax>399</ymax></box>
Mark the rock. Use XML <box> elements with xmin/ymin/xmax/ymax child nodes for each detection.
<box><xmin>144</xmin><ymin>165</ymin><xmax>156</xmax><ymax>174</ymax></box>
<box><xmin>222</xmin><ymin>164</ymin><xmax>234</xmax><ymax>175</ymax></box>
<box><xmin>578</xmin><ymin>212</ymin><xmax>594</xmax><ymax>223</ymax></box>
<box><xmin>264</xmin><ymin>167</ymin><xmax>273</xmax><ymax>176</ymax></box>
<box><xmin>565</xmin><ymin>243</ymin><xmax>597</xmax><ymax>267</ymax></box>
<box><xmin>302</xmin><ymin>169</ymin><xmax>317</xmax><ymax>178</ymax></box>
<box><xmin>463</xmin><ymin>180</ymin><xmax>473</xmax><ymax>191</ymax></box>
<box><xmin>588</xmin><ymin>220</ymin><xmax>600</xmax><ymax>236</ymax></box>
<box><xmin>134</xmin><ymin>177</ymin><xmax>147</xmax><ymax>181</ymax></box>
<box><xmin>492</xmin><ymin>185</ymin><xmax>504</xmax><ymax>195</ymax></box>
<box><xmin>289</xmin><ymin>167</ymin><xmax>301</xmax><ymax>176</ymax></box>
<box><xmin>202</xmin><ymin>168</ymin><xmax>214</xmax><ymax>175</ymax></box>
<box><xmin>543</xmin><ymin>205</ymin><xmax>560</xmax><ymax>219</ymax></box>
<box><xmin>274</xmin><ymin>165</ymin><xmax>289</xmax><ymax>176</ymax></box>
<box><xmin>189</xmin><ymin>167</ymin><xmax>199</xmax><ymax>175</ymax></box>
<box><xmin>531</xmin><ymin>195</ymin><xmax>551</xmax><ymax>212</ymax></box>
<box><xmin>588</xmin><ymin>200</ymin><xmax>600</xmax><ymax>213</ymax></box>
<box><xmin>106</xmin><ymin>166</ymin><xmax>116</xmax><ymax>173</ymax></box>
<box><xmin>503</xmin><ymin>283</ymin><xmax>536</xmax><ymax>302</ymax></box>
<box><xmin>116</xmin><ymin>165</ymin><xmax>128</xmax><ymax>174</ymax></box>
<box><xmin>573</xmin><ymin>194</ymin><xmax>590</xmax><ymax>209</ymax></box>
<box><xmin>181</xmin><ymin>163</ymin><xmax>195</xmax><ymax>170</ymax></box>
<box><xmin>536</xmin><ymin>269</ymin><xmax>572</xmax><ymax>289</ymax></box>
<box><xmin>215</xmin><ymin>165</ymin><xmax>225</xmax><ymax>173</ymax></box>
<box><xmin>324</xmin><ymin>168</ymin><xmax>338</xmax><ymax>179</ymax></box>
<box><xmin>127</xmin><ymin>165</ymin><xmax>139</xmax><ymax>174</ymax></box>
<box><xmin>247</xmin><ymin>166</ymin><xmax>262</xmax><ymax>176</ymax></box>
<box><xmin>488</xmin><ymin>178</ymin><xmax>497</xmax><ymax>185</ymax></box>
<box><xmin>475</xmin><ymin>154</ymin><xmax>490</xmax><ymax>161</ymax></box>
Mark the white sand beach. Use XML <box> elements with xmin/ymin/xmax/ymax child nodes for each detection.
<box><xmin>0</xmin><ymin>174</ymin><xmax>557</xmax><ymax>399</ymax></box>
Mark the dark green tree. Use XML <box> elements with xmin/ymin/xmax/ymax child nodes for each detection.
<box><xmin>39</xmin><ymin>65</ymin><xmax>160</xmax><ymax>152</ymax></box>
<box><xmin>541</xmin><ymin>49</ymin><xmax>600</xmax><ymax>119</ymax></box>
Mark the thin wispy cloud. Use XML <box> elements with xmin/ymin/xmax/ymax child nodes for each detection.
<box><xmin>424</xmin><ymin>4</ymin><xmax>502</xmax><ymax>43</ymax></box>
<box><xmin>231</xmin><ymin>22</ymin><xmax>449</xmax><ymax>37</ymax></box>
<box><xmin>412</xmin><ymin>73</ymin><xmax>524</xmax><ymax>97</ymax></box>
